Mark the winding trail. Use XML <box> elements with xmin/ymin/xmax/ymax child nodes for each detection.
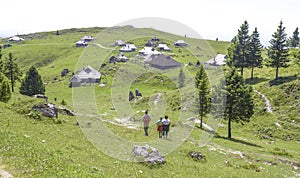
<box><xmin>92</xmin><ymin>43</ymin><xmax>113</xmax><ymax>50</ymax></box>
<box><xmin>153</xmin><ymin>93</ymin><xmax>162</xmax><ymax>105</ymax></box>
<box><xmin>254</xmin><ymin>89</ymin><xmax>273</xmax><ymax>113</ymax></box>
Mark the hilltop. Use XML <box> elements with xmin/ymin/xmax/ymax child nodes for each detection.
<box><xmin>0</xmin><ymin>26</ymin><xmax>299</xmax><ymax>178</ymax></box>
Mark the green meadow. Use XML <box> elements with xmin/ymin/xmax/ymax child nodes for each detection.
<box><xmin>0</xmin><ymin>26</ymin><xmax>299</xmax><ymax>178</ymax></box>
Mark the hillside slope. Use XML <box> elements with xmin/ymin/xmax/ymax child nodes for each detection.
<box><xmin>0</xmin><ymin>27</ymin><xmax>299</xmax><ymax>178</ymax></box>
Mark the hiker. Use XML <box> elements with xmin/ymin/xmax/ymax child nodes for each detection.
<box><xmin>157</xmin><ymin>117</ymin><xmax>163</xmax><ymax>138</ymax></box>
<box><xmin>142</xmin><ymin>110</ymin><xmax>151</xmax><ymax>136</ymax></box>
<box><xmin>162</xmin><ymin>115</ymin><xmax>171</xmax><ymax>139</ymax></box>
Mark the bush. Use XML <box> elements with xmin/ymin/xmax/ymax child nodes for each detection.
<box><xmin>61</xmin><ymin>99</ymin><xmax>67</xmax><ymax>105</ymax></box>
<box><xmin>27</xmin><ymin>110</ymin><xmax>42</xmax><ymax>120</ymax></box>
<box><xmin>20</xmin><ymin>66</ymin><xmax>45</xmax><ymax>96</ymax></box>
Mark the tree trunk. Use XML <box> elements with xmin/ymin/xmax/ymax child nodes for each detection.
<box><xmin>228</xmin><ymin>117</ymin><xmax>231</xmax><ymax>139</ymax></box>
<box><xmin>251</xmin><ymin>66</ymin><xmax>254</xmax><ymax>80</ymax></box>
<box><xmin>275</xmin><ymin>66</ymin><xmax>279</xmax><ymax>80</ymax></box>
<box><xmin>200</xmin><ymin>115</ymin><xmax>203</xmax><ymax>129</ymax></box>
<box><xmin>241</xmin><ymin>66</ymin><xmax>244</xmax><ymax>76</ymax></box>
<box><xmin>228</xmin><ymin>107</ymin><xmax>232</xmax><ymax>139</ymax></box>
<box><xmin>11</xmin><ymin>81</ymin><xmax>14</xmax><ymax>92</ymax></box>
<box><xmin>10</xmin><ymin>75</ymin><xmax>14</xmax><ymax>92</ymax></box>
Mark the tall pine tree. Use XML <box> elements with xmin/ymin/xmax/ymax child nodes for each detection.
<box><xmin>248</xmin><ymin>27</ymin><xmax>263</xmax><ymax>80</ymax></box>
<box><xmin>268</xmin><ymin>21</ymin><xmax>289</xmax><ymax>80</ymax></box>
<box><xmin>210</xmin><ymin>84</ymin><xmax>226</xmax><ymax>120</ymax></box>
<box><xmin>228</xmin><ymin>21</ymin><xmax>250</xmax><ymax>76</ymax></box>
<box><xmin>223</xmin><ymin>68</ymin><xmax>254</xmax><ymax>138</ymax></box>
<box><xmin>20</xmin><ymin>66</ymin><xmax>45</xmax><ymax>96</ymax></box>
<box><xmin>194</xmin><ymin>65</ymin><xmax>210</xmax><ymax>129</ymax></box>
<box><xmin>3</xmin><ymin>53</ymin><xmax>22</xmax><ymax>92</ymax></box>
<box><xmin>178</xmin><ymin>68</ymin><xmax>185</xmax><ymax>88</ymax></box>
<box><xmin>227</xmin><ymin>36</ymin><xmax>240</xmax><ymax>67</ymax></box>
<box><xmin>0</xmin><ymin>72</ymin><xmax>11</xmax><ymax>103</ymax></box>
<box><xmin>289</xmin><ymin>27</ymin><xmax>299</xmax><ymax>48</ymax></box>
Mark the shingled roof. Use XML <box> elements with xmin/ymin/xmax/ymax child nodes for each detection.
<box><xmin>145</xmin><ymin>54</ymin><xmax>182</xmax><ymax>70</ymax></box>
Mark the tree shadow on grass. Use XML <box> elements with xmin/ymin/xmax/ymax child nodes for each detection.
<box><xmin>245</xmin><ymin>77</ymin><xmax>269</xmax><ymax>85</ymax></box>
<box><xmin>269</xmin><ymin>75</ymin><xmax>298</xmax><ymax>86</ymax></box>
<box><xmin>214</xmin><ymin>134</ymin><xmax>262</xmax><ymax>148</ymax></box>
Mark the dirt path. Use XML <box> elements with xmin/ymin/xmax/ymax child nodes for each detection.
<box><xmin>153</xmin><ymin>93</ymin><xmax>162</xmax><ymax>105</ymax></box>
<box><xmin>93</xmin><ymin>43</ymin><xmax>112</xmax><ymax>50</ymax></box>
<box><xmin>254</xmin><ymin>89</ymin><xmax>273</xmax><ymax>113</ymax></box>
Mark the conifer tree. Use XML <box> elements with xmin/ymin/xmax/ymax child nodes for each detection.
<box><xmin>227</xmin><ymin>36</ymin><xmax>240</xmax><ymax>67</ymax></box>
<box><xmin>210</xmin><ymin>84</ymin><xmax>226</xmax><ymax>120</ymax></box>
<box><xmin>290</xmin><ymin>27</ymin><xmax>299</xmax><ymax>48</ymax></box>
<box><xmin>178</xmin><ymin>68</ymin><xmax>185</xmax><ymax>88</ymax></box>
<box><xmin>0</xmin><ymin>72</ymin><xmax>11</xmax><ymax>103</ymax></box>
<box><xmin>268</xmin><ymin>21</ymin><xmax>289</xmax><ymax>80</ymax></box>
<box><xmin>228</xmin><ymin>21</ymin><xmax>250</xmax><ymax>76</ymax></box>
<box><xmin>194</xmin><ymin>65</ymin><xmax>210</xmax><ymax>128</ymax></box>
<box><xmin>248</xmin><ymin>27</ymin><xmax>263</xmax><ymax>80</ymax></box>
<box><xmin>223</xmin><ymin>68</ymin><xmax>254</xmax><ymax>138</ymax></box>
<box><xmin>20</xmin><ymin>66</ymin><xmax>45</xmax><ymax>96</ymax></box>
<box><xmin>3</xmin><ymin>53</ymin><xmax>22</xmax><ymax>92</ymax></box>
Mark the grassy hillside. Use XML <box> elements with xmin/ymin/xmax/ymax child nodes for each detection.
<box><xmin>0</xmin><ymin>27</ymin><xmax>299</xmax><ymax>178</ymax></box>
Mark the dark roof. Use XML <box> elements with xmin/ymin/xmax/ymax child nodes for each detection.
<box><xmin>151</xmin><ymin>36</ymin><xmax>160</xmax><ymax>41</ymax></box>
<box><xmin>145</xmin><ymin>54</ymin><xmax>182</xmax><ymax>70</ymax></box>
<box><xmin>145</xmin><ymin>40</ymin><xmax>154</xmax><ymax>46</ymax></box>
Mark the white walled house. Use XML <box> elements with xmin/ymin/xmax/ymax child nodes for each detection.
<box><xmin>204</xmin><ymin>54</ymin><xmax>227</xmax><ymax>66</ymax></box>
<box><xmin>119</xmin><ymin>44</ymin><xmax>136</xmax><ymax>52</ymax></box>
<box><xmin>70</xmin><ymin>66</ymin><xmax>101</xmax><ymax>87</ymax></box>
<box><xmin>157</xmin><ymin>44</ymin><xmax>171</xmax><ymax>51</ymax></box>
<box><xmin>8</xmin><ymin>36</ymin><xmax>24</xmax><ymax>42</ymax></box>
<box><xmin>138</xmin><ymin>47</ymin><xmax>161</xmax><ymax>56</ymax></box>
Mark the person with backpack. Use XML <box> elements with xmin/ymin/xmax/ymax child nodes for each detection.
<box><xmin>156</xmin><ymin>116</ymin><xmax>163</xmax><ymax>138</ymax></box>
<box><xmin>142</xmin><ymin>110</ymin><xmax>151</xmax><ymax>136</ymax></box>
<box><xmin>162</xmin><ymin>115</ymin><xmax>171</xmax><ymax>139</ymax></box>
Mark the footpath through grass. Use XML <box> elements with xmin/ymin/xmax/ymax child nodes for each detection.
<box><xmin>0</xmin><ymin>27</ymin><xmax>299</xmax><ymax>177</ymax></box>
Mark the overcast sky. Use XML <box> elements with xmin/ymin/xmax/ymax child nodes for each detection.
<box><xmin>1</xmin><ymin>0</ymin><xmax>299</xmax><ymax>46</ymax></box>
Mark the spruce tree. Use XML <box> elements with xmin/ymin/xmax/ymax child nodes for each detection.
<box><xmin>194</xmin><ymin>65</ymin><xmax>210</xmax><ymax>128</ymax></box>
<box><xmin>290</xmin><ymin>27</ymin><xmax>299</xmax><ymax>48</ymax></box>
<box><xmin>268</xmin><ymin>21</ymin><xmax>289</xmax><ymax>80</ymax></box>
<box><xmin>223</xmin><ymin>68</ymin><xmax>254</xmax><ymax>138</ymax></box>
<box><xmin>0</xmin><ymin>72</ymin><xmax>11</xmax><ymax>103</ymax></box>
<box><xmin>20</xmin><ymin>66</ymin><xmax>45</xmax><ymax>96</ymax></box>
<box><xmin>178</xmin><ymin>68</ymin><xmax>185</xmax><ymax>88</ymax></box>
<box><xmin>248</xmin><ymin>27</ymin><xmax>263</xmax><ymax>80</ymax></box>
<box><xmin>238</xmin><ymin>21</ymin><xmax>251</xmax><ymax>76</ymax></box>
<box><xmin>210</xmin><ymin>84</ymin><xmax>226</xmax><ymax>120</ymax></box>
<box><xmin>227</xmin><ymin>36</ymin><xmax>240</xmax><ymax>68</ymax></box>
<box><xmin>228</xmin><ymin>21</ymin><xmax>250</xmax><ymax>76</ymax></box>
<box><xmin>3</xmin><ymin>53</ymin><xmax>22</xmax><ymax>92</ymax></box>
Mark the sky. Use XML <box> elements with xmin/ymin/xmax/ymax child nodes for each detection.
<box><xmin>1</xmin><ymin>0</ymin><xmax>299</xmax><ymax>46</ymax></box>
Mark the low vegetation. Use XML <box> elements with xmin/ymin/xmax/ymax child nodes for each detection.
<box><xmin>0</xmin><ymin>26</ymin><xmax>299</xmax><ymax>178</ymax></box>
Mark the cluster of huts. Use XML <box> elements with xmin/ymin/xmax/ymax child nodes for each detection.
<box><xmin>70</xmin><ymin>37</ymin><xmax>189</xmax><ymax>87</ymax></box>
<box><xmin>75</xmin><ymin>36</ymin><xmax>94</xmax><ymax>47</ymax></box>
<box><xmin>110</xmin><ymin>37</ymin><xmax>188</xmax><ymax>70</ymax></box>
<box><xmin>0</xmin><ymin>36</ymin><xmax>24</xmax><ymax>49</ymax></box>
<box><xmin>69</xmin><ymin>36</ymin><xmax>226</xmax><ymax>87</ymax></box>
